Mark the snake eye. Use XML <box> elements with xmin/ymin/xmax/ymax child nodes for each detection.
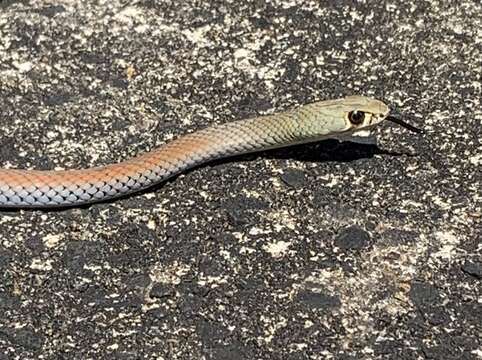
<box><xmin>348</xmin><ymin>110</ymin><xmax>365</xmax><ymax>125</ymax></box>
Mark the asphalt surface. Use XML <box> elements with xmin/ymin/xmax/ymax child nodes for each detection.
<box><xmin>0</xmin><ymin>0</ymin><xmax>480</xmax><ymax>359</ymax></box>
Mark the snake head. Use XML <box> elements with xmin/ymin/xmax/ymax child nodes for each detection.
<box><xmin>296</xmin><ymin>95</ymin><xmax>421</xmax><ymax>142</ymax></box>
<box><xmin>342</xmin><ymin>95</ymin><xmax>422</xmax><ymax>134</ymax></box>
<box><xmin>341</xmin><ymin>95</ymin><xmax>390</xmax><ymax>132</ymax></box>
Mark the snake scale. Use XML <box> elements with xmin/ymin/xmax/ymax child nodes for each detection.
<box><xmin>0</xmin><ymin>96</ymin><xmax>421</xmax><ymax>208</ymax></box>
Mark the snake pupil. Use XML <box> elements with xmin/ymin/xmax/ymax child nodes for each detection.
<box><xmin>348</xmin><ymin>110</ymin><xmax>365</xmax><ymax>125</ymax></box>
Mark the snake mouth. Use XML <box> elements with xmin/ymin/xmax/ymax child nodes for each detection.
<box><xmin>386</xmin><ymin>115</ymin><xmax>423</xmax><ymax>134</ymax></box>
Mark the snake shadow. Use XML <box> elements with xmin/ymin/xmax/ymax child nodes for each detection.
<box><xmin>0</xmin><ymin>140</ymin><xmax>414</xmax><ymax>213</ymax></box>
<box><xmin>210</xmin><ymin>139</ymin><xmax>416</xmax><ymax>168</ymax></box>
<box><xmin>260</xmin><ymin>139</ymin><xmax>412</xmax><ymax>163</ymax></box>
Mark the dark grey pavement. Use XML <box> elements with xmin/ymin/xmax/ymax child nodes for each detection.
<box><xmin>0</xmin><ymin>0</ymin><xmax>480</xmax><ymax>359</ymax></box>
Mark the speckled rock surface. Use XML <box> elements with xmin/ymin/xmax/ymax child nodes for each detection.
<box><xmin>0</xmin><ymin>0</ymin><xmax>480</xmax><ymax>359</ymax></box>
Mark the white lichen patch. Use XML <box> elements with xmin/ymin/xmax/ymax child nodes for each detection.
<box><xmin>263</xmin><ymin>240</ymin><xmax>292</xmax><ymax>258</ymax></box>
<box><xmin>431</xmin><ymin>231</ymin><xmax>460</xmax><ymax>260</ymax></box>
<box><xmin>182</xmin><ymin>26</ymin><xmax>210</xmax><ymax>46</ymax></box>
<box><xmin>43</xmin><ymin>233</ymin><xmax>63</xmax><ymax>249</ymax></box>
<box><xmin>30</xmin><ymin>258</ymin><xmax>53</xmax><ymax>272</ymax></box>
<box><xmin>267</xmin><ymin>210</ymin><xmax>298</xmax><ymax>231</ymax></box>
<box><xmin>248</xmin><ymin>226</ymin><xmax>271</xmax><ymax>236</ymax></box>
<box><xmin>114</xmin><ymin>6</ymin><xmax>145</xmax><ymax>24</ymax></box>
<box><xmin>233</xmin><ymin>47</ymin><xmax>256</xmax><ymax>71</ymax></box>
<box><xmin>197</xmin><ymin>275</ymin><xmax>230</xmax><ymax>288</ymax></box>
<box><xmin>258</xmin><ymin>314</ymin><xmax>288</xmax><ymax>344</ymax></box>
<box><xmin>150</xmin><ymin>261</ymin><xmax>191</xmax><ymax>285</ymax></box>
<box><xmin>12</xmin><ymin>61</ymin><xmax>34</xmax><ymax>73</ymax></box>
<box><xmin>469</xmin><ymin>153</ymin><xmax>482</xmax><ymax>165</ymax></box>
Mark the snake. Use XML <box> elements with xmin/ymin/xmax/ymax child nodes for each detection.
<box><xmin>0</xmin><ymin>95</ymin><xmax>421</xmax><ymax>208</ymax></box>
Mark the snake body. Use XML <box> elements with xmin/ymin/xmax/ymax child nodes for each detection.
<box><xmin>0</xmin><ymin>96</ymin><xmax>392</xmax><ymax>208</ymax></box>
